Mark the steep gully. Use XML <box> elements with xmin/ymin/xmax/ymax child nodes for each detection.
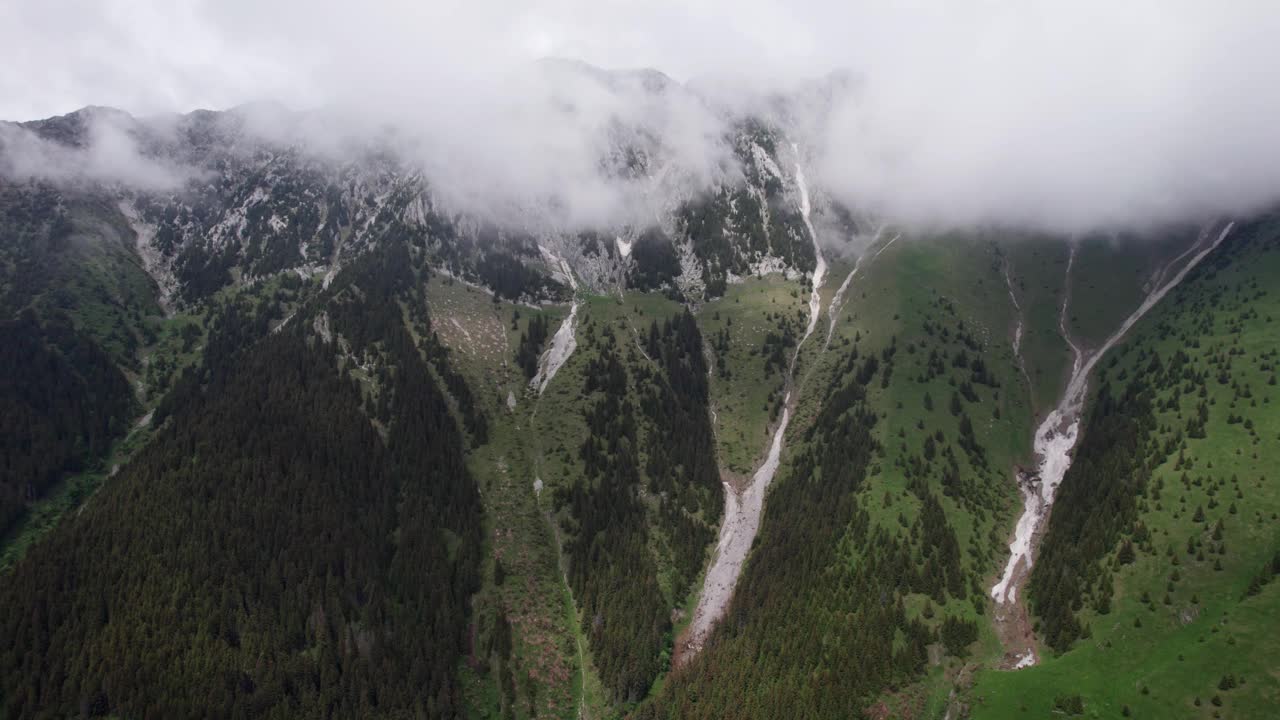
<box><xmin>532</xmin><ymin>247</ymin><xmax>581</xmax><ymax>395</ymax></box>
<box><xmin>826</xmin><ymin>227</ymin><xmax>900</xmax><ymax>350</ymax></box>
<box><xmin>682</xmin><ymin>146</ymin><xmax>864</xmax><ymax>661</ymax></box>
<box><xmin>678</xmin><ymin>147</ymin><xmax>827</xmax><ymax>659</ymax></box>
<box><xmin>523</xmin><ymin>245</ymin><xmax>587</xmax><ymax>716</ymax></box>
<box><xmin>991</xmin><ymin>222</ymin><xmax>1235</xmax><ymax>668</ymax></box>
<box><xmin>1002</xmin><ymin>259</ymin><xmax>1032</xmax><ymax>392</ymax></box>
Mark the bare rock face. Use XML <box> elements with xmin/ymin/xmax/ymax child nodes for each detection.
<box><xmin>5</xmin><ymin>82</ymin><xmax>870</xmax><ymax>314</ymax></box>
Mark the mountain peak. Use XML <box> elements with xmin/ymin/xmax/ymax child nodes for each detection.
<box><xmin>533</xmin><ymin>57</ymin><xmax>677</xmax><ymax>95</ymax></box>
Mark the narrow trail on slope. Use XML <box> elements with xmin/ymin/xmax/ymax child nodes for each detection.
<box><xmin>679</xmin><ymin>146</ymin><xmax>828</xmax><ymax>662</ymax></box>
<box><xmin>990</xmin><ymin>222</ymin><xmax>1234</xmax><ymax>669</ymax></box>
<box><xmin>825</xmin><ymin>229</ymin><xmax>900</xmax><ymax>350</ymax></box>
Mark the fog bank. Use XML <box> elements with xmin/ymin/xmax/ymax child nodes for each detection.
<box><xmin>4</xmin><ymin>1</ymin><xmax>1280</xmax><ymax>232</ymax></box>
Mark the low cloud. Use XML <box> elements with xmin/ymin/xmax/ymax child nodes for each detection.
<box><xmin>381</xmin><ymin>60</ymin><xmax>738</xmax><ymax>230</ymax></box>
<box><xmin>0</xmin><ymin>109</ymin><xmax>197</xmax><ymax>191</ymax></box>
<box><xmin>810</xmin><ymin>2</ymin><xmax>1280</xmax><ymax>233</ymax></box>
<box><xmin>4</xmin><ymin>1</ymin><xmax>1280</xmax><ymax>234</ymax></box>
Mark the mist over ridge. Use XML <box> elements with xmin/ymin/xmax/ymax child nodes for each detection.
<box><xmin>4</xmin><ymin>1</ymin><xmax>1280</xmax><ymax>235</ymax></box>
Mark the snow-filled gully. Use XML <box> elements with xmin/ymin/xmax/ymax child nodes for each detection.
<box><xmin>531</xmin><ymin>247</ymin><xmax>580</xmax><ymax>395</ymax></box>
<box><xmin>991</xmin><ymin>222</ymin><xmax>1234</xmax><ymax>668</ymax></box>
<box><xmin>683</xmin><ymin>147</ymin><xmax>827</xmax><ymax>659</ymax></box>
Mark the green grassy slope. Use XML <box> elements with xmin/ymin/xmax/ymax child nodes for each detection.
<box><xmin>820</xmin><ymin>232</ymin><xmax>1033</xmax><ymax>564</ymax></box>
<box><xmin>423</xmin><ymin>276</ymin><xmax>587</xmax><ymax>720</ymax></box>
<box><xmin>1001</xmin><ymin>237</ymin><xmax>1072</xmax><ymax>414</ymax></box>
<box><xmin>1065</xmin><ymin>228</ymin><xmax>1203</xmax><ymax>350</ymax></box>
<box><xmin>700</xmin><ymin>274</ymin><xmax>810</xmax><ymax>475</ymax></box>
<box><xmin>819</xmin><ymin>234</ymin><xmax>1034</xmax><ymax>716</ymax></box>
<box><xmin>968</xmin><ymin>218</ymin><xmax>1280</xmax><ymax>719</ymax></box>
<box><xmin>643</xmin><ymin>234</ymin><xmax>1038</xmax><ymax>719</ymax></box>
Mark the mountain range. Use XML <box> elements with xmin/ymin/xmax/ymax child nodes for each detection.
<box><xmin>1</xmin><ymin>62</ymin><xmax>1277</xmax><ymax>719</ymax></box>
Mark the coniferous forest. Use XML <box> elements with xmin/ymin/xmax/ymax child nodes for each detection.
<box><xmin>558</xmin><ymin>308</ymin><xmax>722</xmax><ymax>704</ymax></box>
<box><xmin>0</xmin><ymin>310</ymin><xmax>135</xmax><ymax>534</ymax></box>
<box><xmin>1</xmin><ymin>96</ymin><xmax>1279</xmax><ymax>720</ymax></box>
<box><xmin>636</xmin><ymin>349</ymin><xmax>973</xmax><ymax>719</ymax></box>
<box><xmin>1</xmin><ymin>245</ymin><xmax>484</xmax><ymax>719</ymax></box>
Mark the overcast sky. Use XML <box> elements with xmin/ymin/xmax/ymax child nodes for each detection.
<box><xmin>0</xmin><ymin>0</ymin><xmax>818</xmax><ymax>121</ymax></box>
<box><xmin>5</xmin><ymin>0</ymin><xmax>1280</xmax><ymax>231</ymax></box>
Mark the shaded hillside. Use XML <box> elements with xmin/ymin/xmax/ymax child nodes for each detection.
<box><xmin>0</xmin><ymin>248</ymin><xmax>484</xmax><ymax>719</ymax></box>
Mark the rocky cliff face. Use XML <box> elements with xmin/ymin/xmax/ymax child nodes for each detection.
<box><xmin>1</xmin><ymin>66</ymin><xmax>869</xmax><ymax>308</ymax></box>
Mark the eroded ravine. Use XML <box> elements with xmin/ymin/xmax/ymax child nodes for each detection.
<box><xmin>1002</xmin><ymin>257</ymin><xmax>1032</xmax><ymax>393</ymax></box>
<box><xmin>532</xmin><ymin>246</ymin><xmax>580</xmax><ymax>394</ymax></box>
<box><xmin>681</xmin><ymin>148</ymin><xmax>828</xmax><ymax>660</ymax></box>
<box><xmin>526</xmin><ymin>251</ymin><xmax>590</xmax><ymax>717</ymax></box>
<box><xmin>991</xmin><ymin>223</ymin><xmax>1235</xmax><ymax>668</ymax></box>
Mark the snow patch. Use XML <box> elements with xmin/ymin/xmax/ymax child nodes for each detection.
<box><xmin>992</xmin><ymin>223</ymin><xmax>1235</xmax><ymax>662</ymax></box>
<box><xmin>792</xmin><ymin>145</ymin><xmax>827</xmax><ymax>349</ymax></box>
<box><xmin>687</xmin><ymin>402</ymin><xmax>791</xmax><ymax>654</ymax></box>
<box><xmin>615</xmin><ymin>236</ymin><xmax>633</xmax><ymax>258</ymax></box>
<box><xmin>675</xmin><ymin>238</ymin><xmax>708</xmax><ymax>299</ymax></box>
<box><xmin>686</xmin><ymin>146</ymin><xmax>833</xmax><ymax>659</ymax></box>
<box><xmin>751</xmin><ymin>141</ymin><xmax>784</xmax><ymax>181</ymax></box>
<box><xmin>313</xmin><ymin>311</ymin><xmax>333</xmax><ymax>344</ymax></box>
<box><xmin>531</xmin><ymin>246</ymin><xmax>580</xmax><ymax>395</ymax></box>
<box><xmin>118</xmin><ymin>200</ymin><xmax>179</xmax><ymax>315</ymax></box>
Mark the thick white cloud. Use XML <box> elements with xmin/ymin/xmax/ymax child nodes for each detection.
<box><xmin>3</xmin><ymin>0</ymin><xmax>1280</xmax><ymax>231</ymax></box>
<box><xmin>0</xmin><ymin>109</ymin><xmax>201</xmax><ymax>190</ymax></box>
<box><xmin>810</xmin><ymin>1</ymin><xmax>1280</xmax><ymax>231</ymax></box>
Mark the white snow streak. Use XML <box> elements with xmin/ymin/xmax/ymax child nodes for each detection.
<box><xmin>991</xmin><ymin>223</ymin><xmax>1234</xmax><ymax>657</ymax></box>
<box><xmin>1003</xmin><ymin>259</ymin><xmax>1031</xmax><ymax>389</ymax></box>
<box><xmin>825</xmin><ymin>253</ymin><xmax>864</xmax><ymax>347</ymax></box>
<box><xmin>874</xmin><ymin>231</ymin><xmax>902</xmax><ymax>259</ymax></box>
<box><xmin>793</xmin><ymin>145</ymin><xmax>828</xmax><ymax>348</ymax></box>
<box><xmin>824</xmin><ymin>229</ymin><xmax>900</xmax><ymax>348</ymax></box>
<box><xmin>118</xmin><ymin>200</ymin><xmax>178</xmax><ymax>315</ymax></box>
<box><xmin>686</xmin><ymin>404</ymin><xmax>790</xmax><ymax>653</ymax></box>
<box><xmin>531</xmin><ymin>247</ymin><xmax>580</xmax><ymax>395</ymax></box>
<box><xmin>685</xmin><ymin>146</ymin><xmax>829</xmax><ymax>658</ymax></box>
